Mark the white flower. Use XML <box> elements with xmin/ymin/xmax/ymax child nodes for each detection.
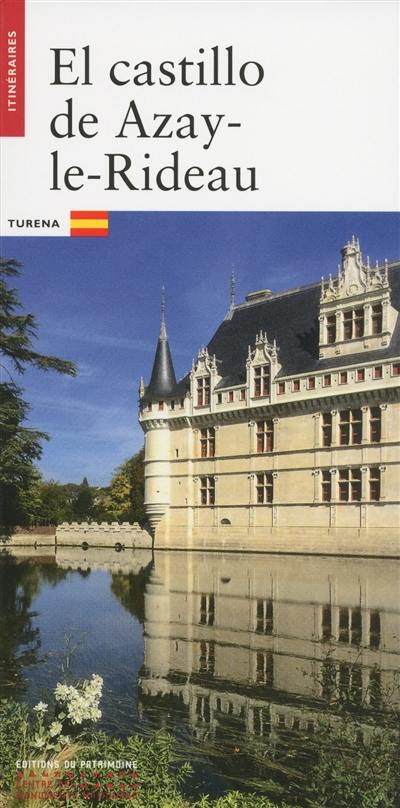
<box><xmin>49</xmin><ymin>721</ymin><xmax>63</xmax><ymax>737</ymax></box>
<box><xmin>53</xmin><ymin>673</ymin><xmax>103</xmax><ymax>725</ymax></box>
<box><xmin>33</xmin><ymin>702</ymin><xmax>48</xmax><ymax>714</ymax></box>
<box><xmin>58</xmin><ymin>735</ymin><xmax>71</xmax><ymax>745</ymax></box>
<box><xmin>54</xmin><ymin>684</ymin><xmax>71</xmax><ymax>702</ymax></box>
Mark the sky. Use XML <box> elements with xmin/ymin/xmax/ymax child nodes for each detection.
<box><xmin>2</xmin><ymin>212</ymin><xmax>399</xmax><ymax>486</ymax></box>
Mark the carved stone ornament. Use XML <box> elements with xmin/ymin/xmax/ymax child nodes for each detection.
<box><xmin>320</xmin><ymin>236</ymin><xmax>389</xmax><ymax>303</ymax></box>
<box><xmin>246</xmin><ymin>330</ymin><xmax>279</xmax><ymax>368</ymax></box>
<box><xmin>191</xmin><ymin>346</ymin><xmax>219</xmax><ymax>378</ymax></box>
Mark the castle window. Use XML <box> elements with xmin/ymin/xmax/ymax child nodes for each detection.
<box><xmin>256</xmin><ymin>651</ymin><xmax>274</xmax><ymax>685</ymax></box>
<box><xmin>256</xmin><ymin>419</ymin><xmax>274</xmax><ymax>453</ymax></box>
<box><xmin>256</xmin><ymin>598</ymin><xmax>273</xmax><ymax>634</ymax></box>
<box><xmin>339</xmin><ymin>409</ymin><xmax>362</xmax><ymax>445</ymax></box>
<box><xmin>199</xmin><ymin>640</ymin><xmax>215</xmax><ymax>674</ymax></box>
<box><xmin>323</xmin><ymin>374</ymin><xmax>331</xmax><ymax>387</ymax></box>
<box><xmin>373</xmin><ymin>366</ymin><xmax>383</xmax><ymax>380</ymax></box>
<box><xmin>199</xmin><ymin>593</ymin><xmax>215</xmax><ymax>626</ymax></box>
<box><xmin>308</xmin><ymin>376</ymin><xmax>315</xmax><ymax>390</ymax></box>
<box><xmin>253</xmin><ymin>706</ymin><xmax>271</xmax><ymax>737</ymax></box>
<box><xmin>240</xmin><ymin>388</ymin><xmax>246</xmax><ymax>400</ymax></box>
<box><xmin>369</xmin><ymin>467</ymin><xmax>381</xmax><ymax>501</ymax></box>
<box><xmin>343</xmin><ymin>308</ymin><xmax>364</xmax><ymax>339</ymax></box>
<box><xmin>321</xmin><ymin>604</ymin><xmax>332</xmax><ymax>639</ymax></box>
<box><xmin>372</xmin><ymin>303</ymin><xmax>383</xmax><ymax>335</ymax></box>
<box><xmin>200</xmin><ymin>476</ymin><xmax>215</xmax><ymax>505</ymax></box>
<box><xmin>322</xmin><ymin>413</ymin><xmax>332</xmax><ymax>447</ymax></box>
<box><xmin>326</xmin><ymin>315</ymin><xmax>336</xmax><ymax>344</ymax></box>
<box><xmin>369</xmin><ymin>611</ymin><xmax>381</xmax><ymax>649</ymax></box>
<box><xmin>339</xmin><ymin>371</ymin><xmax>348</xmax><ymax>385</ymax></box>
<box><xmin>195</xmin><ymin>695</ymin><xmax>211</xmax><ymax>723</ymax></box>
<box><xmin>256</xmin><ymin>472</ymin><xmax>274</xmax><ymax>504</ymax></box>
<box><xmin>278</xmin><ymin>381</ymin><xmax>285</xmax><ymax>395</ymax></box>
<box><xmin>200</xmin><ymin>427</ymin><xmax>215</xmax><ymax>458</ymax></box>
<box><xmin>343</xmin><ymin>310</ymin><xmax>353</xmax><ymax>340</ymax></box>
<box><xmin>170</xmin><ymin>400</ymin><xmax>175</xmax><ymax>410</ymax></box>
<box><xmin>370</xmin><ymin>408</ymin><xmax>381</xmax><ymax>443</ymax></box>
<box><xmin>228</xmin><ymin>390</ymin><xmax>234</xmax><ymax>402</ymax></box>
<box><xmin>338</xmin><ymin>468</ymin><xmax>361</xmax><ymax>502</ymax></box>
<box><xmin>339</xmin><ymin>607</ymin><xmax>361</xmax><ymax>646</ymax></box>
<box><xmin>292</xmin><ymin>379</ymin><xmax>300</xmax><ymax>392</ymax></box>
<box><xmin>392</xmin><ymin>363</ymin><xmax>400</xmax><ymax>377</ymax></box>
<box><xmin>197</xmin><ymin>377</ymin><xmax>210</xmax><ymax>407</ymax></box>
<box><xmin>356</xmin><ymin>368</ymin><xmax>365</xmax><ymax>382</ymax></box>
<box><xmin>217</xmin><ymin>392</ymin><xmax>222</xmax><ymax>404</ymax></box>
<box><xmin>321</xmin><ymin>470</ymin><xmax>332</xmax><ymax>502</ymax></box>
<box><xmin>180</xmin><ymin>398</ymin><xmax>184</xmax><ymax>408</ymax></box>
<box><xmin>158</xmin><ymin>401</ymin><xmax>164</xmax><ymax>411</ymax></box>
<box><xmin>254</xmin><ymin>365</ymin><xmax>270</xmax><ymax>397</ymax></box>
<box><xmin>354</xmin><ymin>308</ymin><xmax>364</xmax><ymax>337</ymax></box>
<box><xmin>147</xmin><ymin>402</ymin><xmax>152</xmax><ymax>412</ymax></box>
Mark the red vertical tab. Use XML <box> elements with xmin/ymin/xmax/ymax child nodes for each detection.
<box><xmin>0</xmin><ymin>0</ymin><xmax>25</xmax><ymax>136</ymax></box>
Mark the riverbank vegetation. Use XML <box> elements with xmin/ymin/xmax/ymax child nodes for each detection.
<box><xmin>1</xmin><ymin>673</ymin><xmax>399</xmax><ymax>808</ymax></box>
<box><xmin>12</xmin><ymin>452</ymin><xmax>145</xmax><ymax>528</ymax></box>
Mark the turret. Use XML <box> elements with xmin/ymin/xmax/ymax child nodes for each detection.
<box><xmin>145</xmin><ymin>288</ymin><xmax>177</xmax><ymax>399</ymax></box>
<box><xmin>139</xmin><ymin>288</ymin><xmax>177</xmax><ymax>538</ymax></box>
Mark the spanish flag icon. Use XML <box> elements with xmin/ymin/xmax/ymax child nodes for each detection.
<box><xmin>70</xmin><ymin>211</ymin><xmax>109</xmax><ymax>237</ymax></box>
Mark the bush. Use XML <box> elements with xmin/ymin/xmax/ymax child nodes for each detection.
<box><xmin>0</xmin><ymin>699</ymin><xmax>29</xmax><ymax>790</ymax></box>
<box><xmin>307</xmin><ymin>720</ymin><xmax>399</xmax><ymax>808</ymax></box>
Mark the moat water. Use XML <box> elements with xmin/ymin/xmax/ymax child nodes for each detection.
<box><xmin>0</xmin><ymin>547</ymin><xmax>399</xmax><ymax>803</ymax></box>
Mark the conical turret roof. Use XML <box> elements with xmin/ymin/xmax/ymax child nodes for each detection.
<box><xmin>143</xmin><ymin>289</ymin><xmax>177</xmax><ymax>399</ymax></box>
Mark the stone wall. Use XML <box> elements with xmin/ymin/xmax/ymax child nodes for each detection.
<box><xmin>56</xmin><ymin>521</ymin><xmax>152</xmax><ymax>549</ymax></box>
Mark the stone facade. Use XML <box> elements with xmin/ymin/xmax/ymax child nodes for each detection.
<box><xmin>139</xmin><ymin>239</ymin><xmax>400</xmax><ymax>554</ymax></box>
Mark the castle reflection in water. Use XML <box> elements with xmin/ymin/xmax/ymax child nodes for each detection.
<box><xmin>136</xmin><ymin>551</ymin><xmax>399</xmax><ymax>744</ymax></box>
<box><xmin>2</xmin><ymin>544</ymin><xmax>399</xmax><ymax>793</ymax></box>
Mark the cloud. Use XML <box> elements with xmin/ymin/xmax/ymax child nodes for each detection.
<box><xmin>39</xmin><ymin>320</ymin><xmax>190</xmax><ymax>358</ymax></box>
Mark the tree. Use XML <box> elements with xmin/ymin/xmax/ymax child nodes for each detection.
<box><xmin>100</xmin><ymin>449</ymin><xmax>145</xmax><ymax>524</ymax></box>
<box><xmin>73</xmin><ymin>477</ymin><xmax>94</xmax><ymax>520</ymax></box>
<box><xmin>0</xmin><ymin>258</ymin><xmax>76</xmax><ymax>529</ymax></box>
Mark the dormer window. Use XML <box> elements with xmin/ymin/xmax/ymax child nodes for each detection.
<box><xmin>197</xmin><ymin>377</ymin><xmax>210</xmax><ymax>407</ymax></box>
<box><xmin>247</xmin><ymin>332</ymin><xmax>280</xmax><ymax>400</ymax></box>
<box><xmin>343</xmin><ymin>307</ymin><xmax>364</xmax><ymax>340</ymax></box>
<box><xmin>319</xmin><ymin>239</ymin><xmax>397</xmax><ymax>359</ymax></box>
<box><xmin>254</xmin><ymin>365</ymin><xmax>270</xmax><ymax>397</ymax></box>
<box><xmin>326</xmin><ymin>315</ymin><xmax>336</xmax><ymax>344</ymax></box>
<box><xmin>372</xmin><ymin>304</ymin><xmax>383</xmax><ymax>335</ymax></box>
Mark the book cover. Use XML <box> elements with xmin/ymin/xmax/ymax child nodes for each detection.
<box><xmin>0</xmin><ymin>1</ymin><xmax>399</xmax><ymax>806</ymax></box>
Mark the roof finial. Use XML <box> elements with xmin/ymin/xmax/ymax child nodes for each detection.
<box><xmin>230</xmin><ymin>267</ymin><xmax>236</xmax><ymax>309</ymax></box>
<box><xmin>160</xmin><ymin>284</ymin><xmax>167</xmax><ymax>339</ymax></box>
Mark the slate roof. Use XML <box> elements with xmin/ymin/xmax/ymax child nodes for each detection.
<box><xmin>208</xmin><ymin>264</ymin><xmax>400</xmax><ymax>388</ymax></box>
<box><xmin>143</xmin><ymin>333</ymin><xmax>177</xmax><ymax>400</ymax></box>
<box><xmin>145</xmin><ymin>264</ymin><xmax>400</xmax><ymax>399</ymax></box>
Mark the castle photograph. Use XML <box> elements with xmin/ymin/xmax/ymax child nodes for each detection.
<box><xmin>140</xmin><ymin>236</ymin><xmax>400</xmax><ymax>554</ymax></box>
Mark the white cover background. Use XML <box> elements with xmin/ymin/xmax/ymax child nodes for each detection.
<box><xmin>1</xmin><ymin>0</ymin><xmax>399</xmax><ymax>235</ymax></box>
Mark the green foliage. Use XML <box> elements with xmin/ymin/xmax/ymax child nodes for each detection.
<box><xmin>195</xmin><ymin>796</ymin><xmax>294</xmax><ymax>808</ymax></box>
<box><xmin>0</xmin><ymin>258</ymin><xmax>76</xmax><ymax>529</ymax></box>
<box><xmin>2</xmin><ymin>692</ymin><xmax>398</xmax><ymax>808</ymax></box>
<box><xmin>100</xmin><ymin>449</ymin><xmax>145</xmax><ymax>524</ymax></box>
<box><xmin>74</xmin><ymin>476</ymin><xmax>94</xmax><ymax>519</ymax></box>
<box><xmin>0</xmin><ymin>258</ymin><xmax>76</xmax><ymax>376</ymax></box>
<box><xmin>308</xmin><ymin>720</ymin><xmax>399</xmax><ymax>808</ymax></box>
<box><xmin>0</xmin><ymin>699</ymin><xmax>29</xmax><ymax>790</ymax></box>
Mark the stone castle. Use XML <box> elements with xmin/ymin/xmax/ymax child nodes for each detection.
<box><xmin>139</xmin><ymin>238</ymin><xmax>400</xmax><ymax>554</ymax></box>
